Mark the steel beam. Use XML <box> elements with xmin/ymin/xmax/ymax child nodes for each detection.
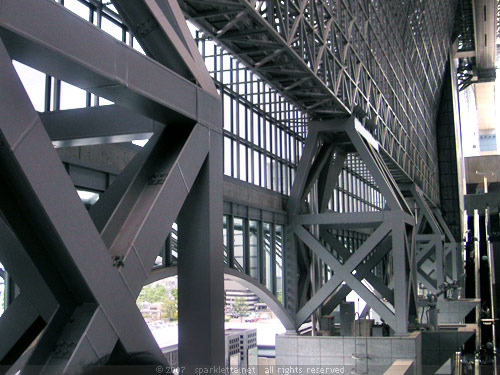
<box><xmin>89</xmin><ymin>131</ymin><xmax>164</xmax><ymax>232</ymax></box>
<box><xmin>112</xmin><ymin>0</ymin><xmax>217</xmax><ymax>95</ymax></box>
<box><xmin>285</xmin><ymin>225</ymin><xmax>299</xmax><ymax>316</ymax></box>
<box><xmin>101</xmin><ymin>123</ymin><xmax>211</xmax><ymax>298</ymax></box>
<box><xmin>321</xmin><ymin>234</ymin><xmax>394</xmax><ymax>315</ymax></box>
<box><xmin>286</xmin><ymin>129</ymin><xmax>319</xmax><ymax>214</ymax></box>
<box><xmin>407</xmin><ymin>185</ymin><xmax>455</xmax><ymax>297</ymax></box>
<box><xmin>301</xmin><ymin>143</ymin><xmax>334</xmax><ymax>202</ymax></box>
<box><xmin>416</xmin><ymin>240</ymin><xmax>440</xmax><ymax>263</ymax></box>
<box><xmin>0</xmin><ymin>294</ymin><xmax>43</xmax><ymax>365</ymax></box>
<box><xmin>181</xmin><ymin>0</ymin><xmax>457</xmax><ymax>203</ymax></box>
<box><xmin>295</xmin><ymin>275</ymin><xmax>344</xmax><ymax>326</ymax></box>
<box><xmin>410</xmin><ymin>185</ymin><xmax>442</xmax><ymax>234</ymax></box>
<box><xmin>290</xmin><ymin>211</ymin><xmax>385</xmax><ymax>227</ymax></box>
<box><xmin>0</xmin><ymin>0</ymin><xmax>220</xmax><ymax>129</ymax></box>
<box><xmin>392</xmin><ymin>221</ymin><xmax>410</xmax><ymax>334</ymax></box>
<box><xmin>294</xmin><ymin>225</ymin><xmax>397</xmax><ymax>328</ymax></box>
<box><xmin>319</xmin><ymin>228</ymin><xmax>394</xmax><ymax>305</ymax></box>
<box><xmin>0</xmin><ymin>216</ymin><xmax>57</xmax><ymax>322</ymax></box>
<box><xmin>344</xmin><ymin>120</ymin><xmax>403</xmax><ymax>212</ymax></box>
<box><xmin>318</xmin><ymin>148</ymin><xmax>346</xmax><ymax>212</ymax></box>
<box><xmin>286</xmin><ymin>116</ymin><xmax>415</xmax><ymax>333</ymax></box>
<box><xmin>40</xmin><ymin>105</ymin><xmax>163</xmax><ymax>147</ymax></box>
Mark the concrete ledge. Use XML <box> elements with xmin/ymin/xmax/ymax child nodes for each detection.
<box><xmin>383</xmin><ymin>360</ymin><xmax>414</xmax><ymax>375</ymax></box>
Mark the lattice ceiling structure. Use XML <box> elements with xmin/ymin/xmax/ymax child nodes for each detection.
<box><xmin>178</xmin><ymin>0</ymin><xmax>458</xmax><ymax>205</ymax></box>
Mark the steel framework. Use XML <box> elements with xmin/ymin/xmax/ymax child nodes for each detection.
<box><xmin>0</xmin><ymin>0</ymin><xmax>465</xmax><ymax>370</ymax></box>
<box><xmin>404</xmin><ymin>185</ymin><xmax>462</xmax><ymax>296</ymax></box>
<box><xmin>286</xmin><ymin>117</ymin><xmax>418</xmax><ymax>335</ymax></box>
<box><xmin>178</xmin><ymin>0</ymin><xmax>457</xmax><ymax>204</ymax></box>
<box><xmin>0</xmin><ymin>0</ymin><xmax>224</xmax><ymax>372</ymax></box>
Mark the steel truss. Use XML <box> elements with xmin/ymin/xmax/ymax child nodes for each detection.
<box><xmin>286</xmin><ymin>117</ymin><xmax>418</xmax><ymax>335</ymax></box>
<box><xmin>403</xmin><ymin>185</ymin><xmax>463</xmax><ymax>297</ymax></box>
<box><xmin>178</xmin><ymin>0</ymin><xmax>457</xmax><ymax>204</ymax></box>
<box><xmin>0</xmin><ymin>0</ymin><xmax>223</xmax><ymax>372</ymax></box>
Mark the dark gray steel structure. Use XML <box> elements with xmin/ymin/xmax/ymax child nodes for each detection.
<box><xmin>178</xmin><ymin>0</ymin><xmax>456</xmax><ymax>204</ymax></box>
<box><xmin>0</xmin><ymin>0</ymin><xmax>474</xmax><ymax>372</ymax></box>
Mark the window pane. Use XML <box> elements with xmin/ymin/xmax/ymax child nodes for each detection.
<box><xmin>223</xmin><ymin>94</ymin><xmax>231</xmax><ymax>131</ymax></box>
<box><xmin>232</xmin><ymin>140</ymin><xmax>238</xmax><ymax>177</ymax></box>
<box><xmin>101</xmin><ymin>16</ymin><xmax>123</xmax><ymax>41</ymax></box>
<box><xmin>276</xmin><ymin>225</ymin><xmax>284</xmax><ymax>303</ymax></box>
<box><xmin>239</xmin><ymin>104</ymin><xmax>246</xmax><ymax>140</ymax></box>
<box><xmin>249</xmin><ymin>220</ymin><xmax>259</xmax><ymax>280</ymax></box>
<box><xmin>263</xmin><ymin>223</ymin><xmax>272</xmax><ymax>292</ymax></box>
<box><xmin>12</xmin><ymin>61</ymin><xmax>46</xmax><ymax>112</ymax></box>
<box><xmin>64</xmin><ymin>0</ymin><xmax>90</xmax><ymax>20</ymax></box>
<box><xmin>171</xmin><ymin>222</ymin><xmax>178</xmax><ymax>261</ymax></box>
<box><xmin>253</xmin><ymin>151</ymin><xmax>260</xmax><ymax>187</ymax></box>
<box><xmin>60</xmin><ymin>81</ymin><xmax>87</xmax><ymax>110</ymax></box>
<box><xmin>224</xmin><ymin>136</ymin><xmax>232</xmax><ymax>176</ymax></box>
<box><xmin>223</xmin><ymin>216</ymin><xmax>228</xmax><ymax>266</ymax></box>
<box><xmin>233</xmin><ymin>218</ymin><xmax>244</xmax><ymax>271</ymax></box>
<box><xmin>239</xmin><ymin>143</ymin><xmax>247</xmax><ymax>182</ymax></box>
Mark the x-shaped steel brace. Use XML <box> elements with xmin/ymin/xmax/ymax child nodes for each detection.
<box><xmin>293</xmin><ymin>221</ymin><xmax>397</xmax><ymax>328</ymax></box>
<box><xmin>0</xmin><ymin>17</ymin><xmax>219</xmax><ymax>373</ymax></box>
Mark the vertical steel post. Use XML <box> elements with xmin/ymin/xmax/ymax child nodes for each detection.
<box><xmin>392</xmin><ymin>219</ymin><xmax>409</xmax><ymax>335</ymax></box>
<box><xmin>177</xmin><ymin>130</ymin><xmax>224</xmax><ymax>370</ymax></box>
<box><xmin>474</xmin><ymin>209</ymin><xmax>481</xmax><ymax>350</ymax></box>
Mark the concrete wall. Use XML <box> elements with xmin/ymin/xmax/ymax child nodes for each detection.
<box><xmin>437</xmin><ymin>299</ymin><xmax>478</xmax><ymax>324</ymax></box>
<box><xmin>275</xmin><ymin>333</ymin><xmax>422</xmax><ymax>375</ymax></box>
<box><xmin>421</xmin><ymin>329</ymin><xmax>474</xmax><ymax>373</ymax></box>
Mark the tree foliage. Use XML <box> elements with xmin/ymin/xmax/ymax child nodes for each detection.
<box><xmin>232</xmin><ymin>297</ymin><xmax>248</xmax><ymax>317</ymax></box>
<box><xmin>163</xmin><ymin>288</ymin><xmax>178</xmax><ymax>320</ymax></box>
<box><xmin>138</xmin><ymin>284</ymin><xmax>167</xmax><ymax>304</ymax></box>
<box><xmin>138</xmin><ymin>284</ymin><xmax>179</xmax><ymax>320</ymax></box>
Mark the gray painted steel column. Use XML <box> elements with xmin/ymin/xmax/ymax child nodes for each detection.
<box><xmin>392</xmin><ymin>219</ymin><xmax>409</xmax><ymax>334</ymax></box>
<box><xmin>178</xmin><ymin>129</ymin><xmax>224</xmax><ymax>369</ymax></box>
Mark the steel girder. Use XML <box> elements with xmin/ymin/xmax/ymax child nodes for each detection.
<box><xmin>178</xmin><ymin>0</ymin><xmax>457</xmax><ymax>205</ymax></box>
<box><xmin>0</xmin><ymin>0</ymin><xmax>223</xmax><ymax>372</ymax></box>
<box><xmin>110</xmin><ymin>0</ymin><xmax>218</xmax><ymax>96</ymax></box>
<box><xmin>286</xmin><ymin>117</ymin><xmax>418</xmax><ymax>335</ymax></box>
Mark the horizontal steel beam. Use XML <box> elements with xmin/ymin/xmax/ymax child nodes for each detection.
<box><xmin>40</xmin><ymin>105</ymin><xmax>163</xmax><ymax>147</ymax></box>
<box><xmin>290</xmin><ymin>211</ymin><xmax>385</xmax><ymax>228</ymax></box>
<box><xmin>291</xmin><ymin>210</ymin><xmax>414</xmax><ymax>229</ymax></box>
<box><xmin>0</xmin><ymin>0</ymin><xmax>221</xmax><ymax>129</ymax></box>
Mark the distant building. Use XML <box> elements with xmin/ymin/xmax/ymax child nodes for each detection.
<box><xmin>161</xmin><ymin>329</ymin><xmax>257</xmax><ymax>370</ymax></box>
<box><xmin>225</xmin><ymin>279</ymin><xmax>260</xmax><ymax>312</ymax></box>
<box><xmin>140</xmin><ymin>302</ymin><xmax>163</xmax><ymax>321</ymax></box>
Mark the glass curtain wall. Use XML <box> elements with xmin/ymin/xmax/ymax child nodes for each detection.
<box><xmin>195</xmin><ymin>33</ymin><xmax>307</xmax><ymax>194</ymax></box>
